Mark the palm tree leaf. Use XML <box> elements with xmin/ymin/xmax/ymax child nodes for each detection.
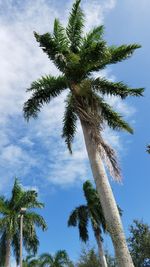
<box><xmin>62</xmin><ymin>93</ymin><xmax>78</xmax><ymax>153</ymax></box>
<box><xmin>40</xmin><ymin>253</ymin><xmax>53</xmax><ymax>266</ymax></box>
<box><xmin>55</xmin><ymin>250</ymin><xmax>70</xmax><ymax>265</ymax></box>
<box><xmin>34</xmin><ymin>31</ymin><xmax>67</xmax><ymax>71</ymax></box>
<box><xmin>25</xmin><ymin>212</ymin><xmax>47</xmax><ymax>231</ymax></box>
<box><xmin>92</xmin><ymin>77</ymin><xmax>144</xmax><ymax>99</ymax></box>
<box><xmin>94</xmin><ymin>95</ymin><xmax>133</xmax><ymax>133</ymax></box>
<box><xmin>66</xmin><ymin>0</ymin><xmax>84</xmax><ymax>52</ymax></box>
<box><xmin>23</xmin><ymin>75</ymin><xmax>67</xmax><ymax>120</ymax></box>
<box><xmin>108</xmin><ymin>44</ymin><xmax>141</xmax><ymax>64</ymax></box>
<box><xmin>68</xmin><ymin>205</ymin><xmax>89</xmax><ymax>242</ymax></box>
<box><xmin>53</xmin><ymin>18</ymin><xmax>69</xmax><ymax>53</ymax></box>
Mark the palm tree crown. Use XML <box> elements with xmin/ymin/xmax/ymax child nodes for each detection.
<box><xmin>0</xmin><ymin>178</ymin><xmax>47</xmax><ymax>266</ymax></box>
<box><xmin>23</xmin><ymin>0</ymin><xmax>143</xmax><ymax>181</ymax></box>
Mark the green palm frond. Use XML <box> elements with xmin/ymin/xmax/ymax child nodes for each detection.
<box><xmin>24</xmin><ymin>75</ymin><xmax>67</xmax><ymax>120</ymax></box>
<box><xmin>34</xmin><ymin>32</ymin><xmax>67</xmax><ymax>71</ymax></box>
<box><xmin>108</xmin><ymin>44</ymin><xmax>141</xmax><ymax>64</ymax></box>
<box><xmin>53</xmin><ymin>18</ymin><xmax>69</xmax><ymax>53</ymax></box>
<box><xmin>68</xmin><ymin>205</ymin><xmax>89</xmax><ymax>242</ymax></box>
<box><xmin>91</xmin><ymin>94</ymin><xmax>133</xmax><ymax>133</ymax></box>
<box><xmin>92</xmin><ymin>77</ymin><xmax>144</xmax><ymax>99</ymax></box>
<box><xmin>83</xmin><ymin>181</ymin><xmax>106</xmax><ymax>232</ymax></box>
<box><xmin>55</xmin><ymin>250</ymin><xmax>70</xmax><ymax>265</ymax></box>
<box><xmin>66</xmin><ymin>0</ymin><xmax>84</xmax><ymax>52</ymax></box>
<box><xmin>62</xmin><ymin>93</ymin><xmax>78</xmax><ymax>153</ymax></box>
<box><xmin>40</xmin><ymin>253</ymin><xmax>53</xmax><ymax>266</ymax></box>
<box><xmin>25</xmin><ymin>212</ymin><xmax>47</xmax><ymax>231</ymax></box>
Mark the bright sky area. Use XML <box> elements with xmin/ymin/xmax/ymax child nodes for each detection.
<box><xmin>0</xmin><ymin>0</ymin><xmax>150</xmax><ymax>265</ymax></box>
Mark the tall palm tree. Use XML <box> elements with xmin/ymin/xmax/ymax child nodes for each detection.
<box><xmin>23</xmin><ymin>1</ymin><xmax>143</xmax><ymax>265</ymax></box>
<box><xmin>39</xmin><ymin>250</ymin><xmax>73</xmax><ymax>267</ymax></box>
<box><xmin>68</xmin><ymin>181</ymin><xmax>108</xmax><ymax>267</ymax></box>
<box><xmin>0</xmin><ymin>179</ymin><xmax>47</xmax><ymax>267</ymax></box>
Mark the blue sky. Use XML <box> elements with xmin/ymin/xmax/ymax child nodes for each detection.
<box><xmin>0</xmin><ymin>0</ymin><xmax>150</xmax><ymax>264</ymax></box>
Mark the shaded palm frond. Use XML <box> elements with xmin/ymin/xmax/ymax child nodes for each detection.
<box><xmin>83</xmin><ymin>181</ymin><xmax>106</xmax><ymax>231</ymax></box>
<box><xmin>66</xmin><ymin>0</ymin><xmax>84</xmax><ymax>52</ymax></box>
<box><xmin>92</xmin><ymin>77</ymin><xmax>144</xmax><ymax>99</ymax></box>
<box><xmin>62</xmin><ymin>93</ymin><xmax>78</xmax><ymax>153</ymax></box>
<box><xmin>24</xmin><ymin>75</ymin><xmax>67</xmax><ymax>120</ymax></box>
<box><xmin>40</xmin><ymin>253</ymin><xmax>53</xmax><ymax>266</ymax></box>
<box><xmin>53</xmin><ymin>18</ymin><xmax>69</xmax><ymax>53</ymax></box>
<box><xmin>34</xmin><ymin>31</ymin><xmax>67</xmax><ymax>71</ymax></box>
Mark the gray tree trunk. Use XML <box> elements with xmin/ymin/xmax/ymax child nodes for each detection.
<box><xmin>81</xmin><ymin>120</ymin><xmax>134</xmax><ymax>267</ymax></box>
<box><xmin>5</xmin><ymin>237</ymin><xmax>11</xmax><ymax>267</ymax></box>
<box><xmin>95</xmin><ymin>233</ymin><xmax>108</xmax><ymax>267</ymax></box>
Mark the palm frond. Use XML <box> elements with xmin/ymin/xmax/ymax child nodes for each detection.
<box><xmin>108</xmin><ymin>44</ymin><xmax>141</xmax><ymax>64</ymax></box>
<box><xmin>53</xmin><ymin>18</ymin><xmax>69</xmax><ymax>53</ymax></box>
<box><xmin>25</xmin><ymin>212</ymin><xmax>47</xmax><ymax>231</ymax></box>
<box><xmin>40</xmin><ymin>253</ymin><xmax>53</xmax><ymax>265</ymax></box>
<box><xmin>92</xmin><ymin>77</ymin><xmax>144</xmax><ymax>99</ymax></box>
<box><xmin>66</xmin><ymin>0</ymin><xmax>84</xmax><ymax>52</ymax></box>
<box><xmin>55</xmin><ymin>250</ymin><xmax>70</xmax><ymax>265</ymax></box>
<box><xmin>96</xmin><ymin>96</ymin><xmax>133</xmax><ymax>133</ymax></box>
<box><xmin>23</xmin><ymin>75</ymin><xmax>67</xmax><ymax>120</ymax></box>
<box><xmin>68</xmin><ymin>205</ymin><xmax>89</xmax><ymax>242</ymax></box>
<box><xmin>34</xmin><ymin>31</ymin><xmax>67</xmax><ymax>71</ymax></box>
<box><xmin>62</xmin><ymin>93</ymin><xmax>78</xmax><ymax>153</ymax></box>
<box><xmin>83</xmin><ymin>181</ymin><xmax>106</xmax><ymax>232</ymax></box>
<box><xmin>68</xmin><ymin>208</ymin><xmax>78</xmax><ymax>227</ymax></box>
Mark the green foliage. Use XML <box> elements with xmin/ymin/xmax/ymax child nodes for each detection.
<box><xmin>77</xmin><ymin>248</ymin><xmax>100</xmax><ymax>267</ymax></box>
<box><xmin>66</xmin><ymin>0</ymin><xmax>84</xmax><ymax>52</ymax></box>
<box><xmin>24</xmin><ymin>75</ymin><xmax>67</xmax><ymax>120</ymax></box>
<box><xmin>127</xmin><ymin>220</ymin><xmax>150</xmax><ymax>267</ymax></box>
<box><xmin>68</xmin><ymin>181</ymin><xmax>106</xmax><ymax>243</ymax></box>
<box><xmin>0</xmin><ymin>178</ymin><xmax>47</xmax><ymax>265</ymax></box>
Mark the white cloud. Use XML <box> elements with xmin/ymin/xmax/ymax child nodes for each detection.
<box><xmin>0</xmin><ymin>0</ymin><xmax>136</xmax><ymax>193</ymax></box>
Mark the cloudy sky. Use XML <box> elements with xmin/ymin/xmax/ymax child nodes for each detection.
<box><xmin>0</xmin><ymin>0</ymin><xmax>150</xmax><ymax>264</ymax></box>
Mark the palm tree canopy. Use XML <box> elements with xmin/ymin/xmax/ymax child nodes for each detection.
<box><xmin>0</xmin><ymin>178</ymin><xmax>47</xmax><ymax>265</ymax></box>
<box><xmin>68</xmin><ymin>181</ymin><xmax>107</xmax><ymax>242</ymax></box>
<box><xmin>39</xmin><ymin>250</ymin><xmax>72</xmax><ymax>267</ymax></box>
<box><xmin>24</xmin><ymin>0</ymin><xmax>143</xmax><ymax>181</ymax></box>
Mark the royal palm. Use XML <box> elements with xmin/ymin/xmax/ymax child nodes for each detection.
<box><xmin>23</xmin><ymin>1</ymin><xmax>143</xmax><ymax>266</ymax></box>
<box><xmin>68</xmin><ymin>181</ymin><xmax>108</xmax><ymax>267</ymax></box>
<box><xmin>0</xmin><ymin>179</ymin><xmax>47</xmax><ymax>267</ymax></box>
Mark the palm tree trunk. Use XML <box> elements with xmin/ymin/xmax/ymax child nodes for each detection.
<box><xmin>95</xmin><ymin>233</ymin><xmax>108</xmax><ymax>267</ymax></box>
<box><xmin>81</xmin><ymin>120</ymin><xmax>134</xmax><ymax>267</ymax></box>
<box><xmin>5</xmin><ymin>237</ymin><xmax>11</xmax><ymax>267</ymax></box>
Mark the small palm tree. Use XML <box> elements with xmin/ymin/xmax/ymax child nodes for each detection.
<box><xmin>68</xmin><ymin>181</ymin><xmax>108</xmax><ymax>267</ymax></box>
<box><xmin>39</xmin><ymin>250</ymin><xmax>72</xmax><ymax>267</ymax></box>
<box><xmin>23</xmin><ymin>1</ymin><xmax>143</xmax><ymax>265</ymax></box>
<box><xmin>0</xmin><ymin>179</ymin><xmax>47</xmax><ymax>267</ymax></box>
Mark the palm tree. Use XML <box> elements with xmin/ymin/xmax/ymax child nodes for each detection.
<box><xmin>68</xmin><ymin>181</ymin><xmax>108</xmax><ymax>267</ymax></box>
<box><xmin>39</xmin><ymin>250</ymin><xmax>73</xmax><ymax>267</ymax></box>
<box><xmin>0</xmin><ymin>179</ymin><xmax>47</xmax><ymax>267</ymax></box>
<box><xmin>23</xmin><ymin>255</ymin><xmax>41</xmax><ymax>267</ymax></box>
<box><xmin>23</xmin><ymin>1</ymin><xmax>143</xmax><ymax>266</ymax></box>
